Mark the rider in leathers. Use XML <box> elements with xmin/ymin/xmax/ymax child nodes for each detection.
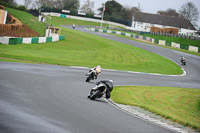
<box><xmin>88</xmin><ymin>80</ymin><xmax>113</xmax><ymax>99</ymax></box>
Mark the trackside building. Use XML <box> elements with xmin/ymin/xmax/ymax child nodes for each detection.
<box><xmin>132</xmin><ymin>12</ymin><xmax>197</xmax><ymax>35</ymax></box>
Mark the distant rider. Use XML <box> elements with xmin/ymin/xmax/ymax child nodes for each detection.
<box><xmin>89</xmin><ymin>65</ymin><xmax>101</xmax><ymax>79</ymax></box>
<box><xmin>180</xmin><ymin>56</ymin><xmax>185</xmax><ymax>62</ymax></box>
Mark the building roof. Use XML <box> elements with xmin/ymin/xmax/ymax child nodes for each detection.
<box><xmin>133</xmin><ymin>12</ymin><xmax>196</xmax><ymax>30</ymax></box>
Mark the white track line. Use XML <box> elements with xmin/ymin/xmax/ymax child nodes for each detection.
<box><xmin>70</xmin><ymin>66</ymin><xmax>187</xmax><ymax>77</ymax></box>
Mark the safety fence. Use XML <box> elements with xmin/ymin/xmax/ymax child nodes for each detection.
<box><xmin>85</xmin><ymin>27</ymin><xmax>200</xmax><ymax>53</ymax></box>
<box><xmin>0</xmin><ymin>35</ymin><xmax>65</xmax><ymax>45</ymax></box>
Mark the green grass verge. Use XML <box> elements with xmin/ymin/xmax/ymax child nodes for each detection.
<box><xmin>51</xmin><ymin>16</ymin><xmax>109</xmax><ymax>28</ymax></box>
<box><xmin>5</xmin><ymin>7</ymin><xmax>46</xmax><ymax>37</ymax></box>
<box><xmin>144</xmin><ymin>34</ymin><xmax>200</xmax><ymax>48</ymax></box>
<box><xmin>111</xmin><ymin>86</ymin><xmax>200</xmax><ymax>131</ymax></box>
<box><xmin>0</xmin><ymin>27</ymin><xmax>182</xmax><ymax>75</ymax></box>
<box><xmin>112</xmin><ymin>34</ymin><xmax>200</xmax><ymax>56</ymax></box>
<box><xmin>93</xmin><ymin>28</ymin><xmax>200</xmax><ymax>48</ymax></box>
<box><xmin>1</xmin><ymin>7</ymin><xmax>182</xmax><ymax>74</ymax></box>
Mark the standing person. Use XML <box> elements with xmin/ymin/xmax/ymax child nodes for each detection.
<box><xmin>72</xmin><ymin>24</ymin><xmax>75</xmax><ymax>29</ymax></box>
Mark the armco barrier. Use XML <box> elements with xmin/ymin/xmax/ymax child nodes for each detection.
<box><xmin>16</xmin><ymin>38</ymin><xmax>23</xmax><ymax>44</ymax></box>
<box><xmin>46</xmin><ymin>37</ymin><xmax>52</xmax><ymax>42</ymax></box>
<box><xmin>85</xmin><ymin>27</ymin><xmax>199</xmax><ymax>53</ymax></box>
<box><xmin>171</xmin><ymin>42</ymin><xmax>180</xmax><ymax>49</ymax></box>
<box><xmin>139</xmin><ymin>35</ymin><xmax>143</xmax><ymax>40</ymax></box>
<box><xmin>9</xmin><ymin>38</ymin><xmax>17</xmax><ymax>45</ymax></box>
<box><xmin>52</xmin><ymin>36</ymin><xmax>59</xmax><ymax>42</ymax></box>
<box><xmin>116</xmin><ymin>31</ymin><xmax>121</xmax><ymax>35</ymax></box>
<box><xmin>135</xmin><ymin>35</ymin><xmax>139</xmax><ymax>39</ymax></box>
<box><xmin>121</xmin><ymin>32</ymin><xmax>125</xmax><ymax>36</ymax></box>
<box><xmin>158</xmin><ymin>40</ymin><xmax>166</xmax><ymax>46</ymax></box>
<box><xmin>23</xmin><ymin>38</ymin><xmax>32</xmax><ymax>44</ymax></box>
<box><xmin>39</xmin><ymin>37</ymin><xmax>46</xmax><ymax>43</ymax></box>
<box><xmin>103</xmin><ymin>29</ymin><xmax>107</xmax><ymax>33</ymax></box>
<box><xmin>59</xmin><ymin>35</ymin><xmax>65</xmax><ymax>40</ymax></box>
<box><xmin>107</xmin><ymin>30</ymin><xmax>112</xmax><ymax>34</ymax></box>
<box><xmin>189</xmin><ymin>46</ymin><xmax>198</xmax><ymax>52</ymax></box>
<box><xmin>125</xmin><ymin>33</ymin><xmax>131</xmax><ymax>37</ymax></box>
<box><xmin>112</xmin><ymin>31</ymin><xmax>116</xmax><ymax>34</ymax></box>
<box><xmin>32</xmin><ymin>37</ymin><xmax>39</xmax><ymax>44</ymax></box>
<box><xmin>0</xmin><ymin>35</ymin><xmax>65</xmax><ymax>45</ymax></box>
<box><xmin>1</xmin><ymin>37</ymin><xmax>10</xmax><ymax>44</ymax></box>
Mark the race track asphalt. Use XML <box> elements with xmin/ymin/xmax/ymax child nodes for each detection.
<box><xmin>0</xmin><ymin>25</ymin><xmax>199</xmax><ymax>133</ymax></box>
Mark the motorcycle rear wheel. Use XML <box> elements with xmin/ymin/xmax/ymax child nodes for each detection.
<box><xmin>86</xmin><ymin>77</ymin><xmax>90</xmax><ymax>82</ymax></box>
<box><xmin>90</xmin><ymin>90</ymin><xmax>101</xmax><ymax>100</ymax></box>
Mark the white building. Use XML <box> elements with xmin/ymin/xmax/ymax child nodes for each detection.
<box><xmin>132</xmin><ymin>12</ymin><xmax>197</xmax><ymax>35</ymax></box>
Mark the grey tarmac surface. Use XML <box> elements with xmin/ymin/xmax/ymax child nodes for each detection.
<box><xmin>0</xmin><ymin>25</ymin><xmax>199</xmax><ymax>133</ymax></box>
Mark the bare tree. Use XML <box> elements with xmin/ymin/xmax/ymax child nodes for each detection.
<box><xmin>178</xmin><ymin>2</ymin><xmax>199</xmax><ymax>28</ymax></box>
<box><xmin>80</xmin><ymin>0</ymin><xmax>94</xmax><ymax>13</ymax></box>
<box><xmin>35</xmin><ymin>0</ymin><xmax>53</xmax><ymax>7</ymax></box>
<box><xmin>24</xmin><ymin>0</ymin><xmax>32</xmax><ymax>9</ymax></box>
<box><xmin>1</xmin><ymin>0</ymin><xmax>17</xmax><ymax>5</ymax></box>
<box><xmin>31</xmin><ymin>0</ymin><xmax>40</xmax><ymax>9</ymax></box>
<box><xmin>63</xmin><ymin>0</ymin><xmax>80</xmax><ymax>15</ymax></box>
<box><xmin>123</xmin><ymin>6</ymin><xmax>141</xmax><ymax>22</ymax></box>
<box><xmin>54</xmin><ymin>0</ymin><xmax>63</xmax><ymax>9</ymax></box>
<box><xmin>157</xmin><ymin>8</ymin><xmax>181</xmax><ymax>18</ymax></box>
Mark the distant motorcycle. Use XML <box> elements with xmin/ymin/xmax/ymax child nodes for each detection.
<box><xmin>85</xmin><ymin>66</ymin><xmax>101</xmax><ymax>82</ymax></box>
<box><xmin>88</xmin><ymin>80</ymin><xmax>114</xmax><ymax>100</ymax></box>
<box><xmin>181</xmin><ymin>59</ymin><xmax>186</xmax><ymax>65</ymax></box>
<box><xmin>180</xmin><ymin>56</ymin><xmax>186</xmax><ymax>65</ymax></box>
<box><xmin>85</xmin><ymin>69</ymin><xmax>97</xmax><ymax>82</ymax></box>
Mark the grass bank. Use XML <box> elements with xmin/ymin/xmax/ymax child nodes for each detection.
<box><xmin>114</xmin><ymin>34</ymin><xmax>200</xmax><ymax>56</ymax></box>
<box><xmin>0</xmin><ymin>27</ymin><xmax>182</xmax><ymax>75</ymax></box>
<box><xmin>1</xmin><ymin>7</ymin><xmax>182</xmax><ymax>74</ymax></box>
<box><xmin>51</xmin><ymin>16</ymin><xmax>108</xmax><ymax>28</ymax></box>
<box><xmin>5</xmin><ymin>7</ymin><xmax>46</xmax><ymax>37</ymax></box>
<box><xmin>144</xmin><ymin>34</ymin><xmax>200</xmax><ymax>48</ymax></box>
<box><xmin>111</xmin><ymin>86</ymin><xmax>200</xmax><ymax>131</ymax></box>
<box><xmin>95</xmin><ymin>28</ymin><xmax>200</xmax><ymax>48</ymax></box>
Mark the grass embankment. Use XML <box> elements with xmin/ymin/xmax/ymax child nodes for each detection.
<box><xmin>94</xmin><ymin>28</ymin><xmax>200</xmax><ymax>48</ymax></box>
<box><xmin>5</xmin><ymin>7</ymin><xmax>46</xmax><ymax>37</ymax></box>
<box><xmin>0</xmin><ymin>9</ymin><xmax>182</xmax><ymax>75</ymax></box>
<box><xmin>144</xmin><ymin>34</ymin><xmax>200</xmax><ymax>48</ymax></box>
<box><xmin>113</xmin><ymin>34</ymin><xmax>200</xmax><ymax>56</ymax></box>
<box><xmin>111</xmin><ymin>86</ymin><xmax>200</xmax><ymax>131</ymax></box>
<box><xmin>95</xmin><ymin>27</ymin><xmax>200</xmax><ymax>56</ymax></box>
<box><xmin>0</xmin><ymin>28</ymin><xmax>182</xmax><ymax>75</ymax></box>
<box><xmin>51</xmin><ymin>16</ymin><xmax>109</xmax><ymax>28</ymax></box>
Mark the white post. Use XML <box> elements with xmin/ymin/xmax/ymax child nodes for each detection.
<box><xmin>100</xmin><ymin>4</ymin><xmax>105</xmax><ymax>28</ymax></box>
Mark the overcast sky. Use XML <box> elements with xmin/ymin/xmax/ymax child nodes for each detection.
<box><xmin>16</xmin><ymin>0</ymin><xmax>200</xmax><ymax>28</ymax></box>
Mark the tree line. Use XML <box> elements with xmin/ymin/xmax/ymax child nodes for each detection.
<box><xmin>1</xmin><ymin>0</ymin><xmax>199</xmax><ymax>28</ymax></box>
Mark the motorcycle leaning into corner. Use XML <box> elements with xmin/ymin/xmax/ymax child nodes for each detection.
<box><xmin>88</xmin><ymin>80</ymin><xmax>114</xmax><ymax>100</ymax></box>
<box><xmin>180</xmin><ymin>56</ymin><xmax>186</xmax><ymax>65</ymax></box>
<box><xmin>85</xmin><ymin>65</ymin><xmax>101</xmax><ymax>82</ymax></box>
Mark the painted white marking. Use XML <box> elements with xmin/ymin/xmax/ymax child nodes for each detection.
<box><xmin>70</xmin><ymin>66</ymin><xmax>187</xmax><ymax>77</ymax></box>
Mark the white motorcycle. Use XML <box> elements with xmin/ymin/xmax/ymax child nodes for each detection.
<box><xmin>85</xmin><ymin>66</ymin><xmax>101</xmax><ymax>82</ymax></box>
